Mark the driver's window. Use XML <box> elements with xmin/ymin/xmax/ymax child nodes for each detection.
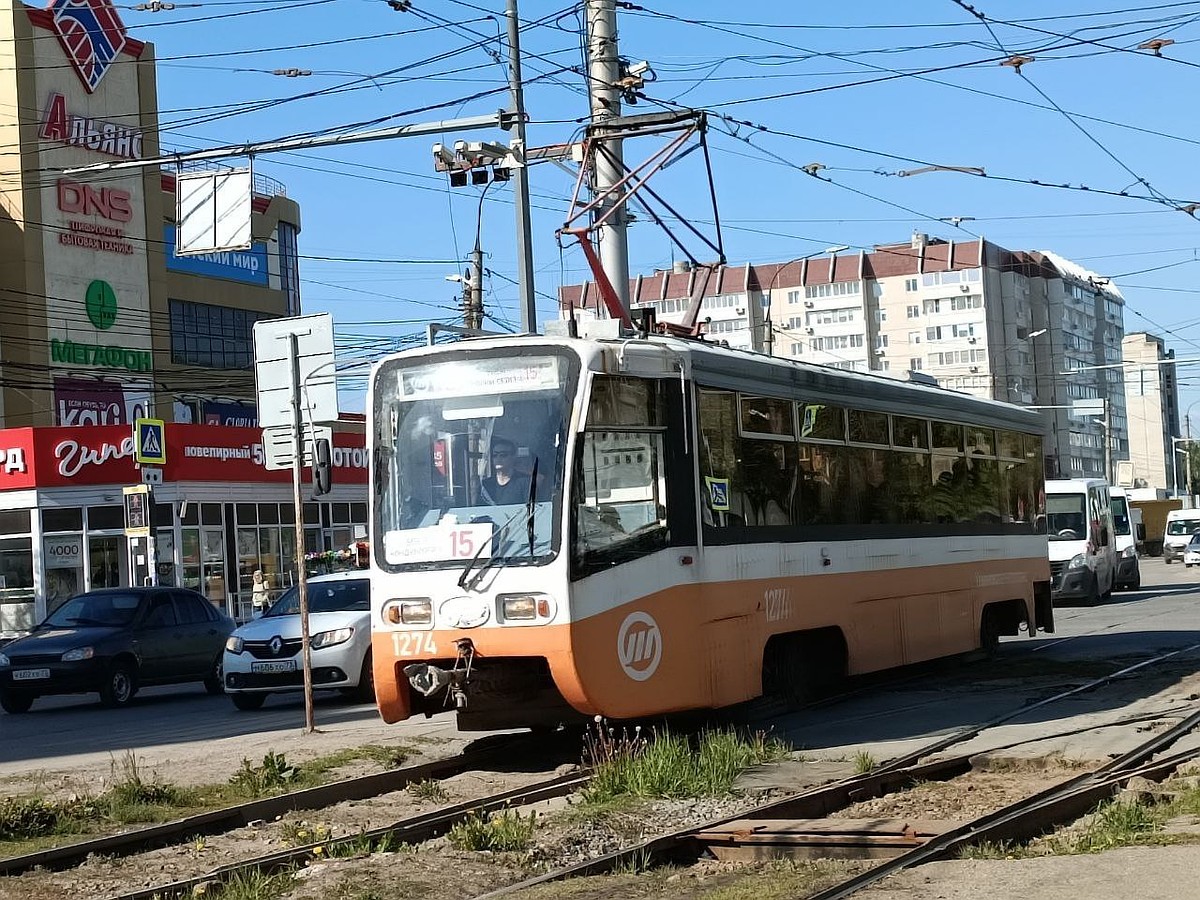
<box><xmin>574</xmin><ymin>377</ymin><xmax>668</xmax><ymax>568</ymax></box>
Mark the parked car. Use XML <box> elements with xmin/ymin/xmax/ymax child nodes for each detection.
<box><xmin>1185</xmin><ymin>533</ymin><xmax>1200</xmax><ymax>567</ymax></box>
<box><xmin>0</xmin><ymin>587</ymin><xmax>233</xmax><ymax>714</ymax></box>
<box><xmin>222</xmin><ymin>571</ymin><xmax>373</xmax><ymax>711</ymax></box>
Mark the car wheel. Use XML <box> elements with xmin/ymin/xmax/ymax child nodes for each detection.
<box><xmin>100</xmin><ymin>662</ymin><xmax>137</xmax><ymax>708</ymax></box>
<box><xmin>1166</xmin><ymin>557</ymin><xmax>1173</xmax><ymax>564</ymax></box>
<box><xmin>203</xmin><ymin>657</ymin><xmax>224</xmax><ymax>695</ymax></box>
<box><xmin>354</xmin><ymin>650</ymin><xmax>375</xmax><ymax>702</ymax></box>
<box><xmin>1085</xmin><ymin>575</ymin><xmax>1101</xmax><ymax>607</ymax></box>
<box><xmin>979</xmin><ymin>606</ymin><xmax>1002</xmax><ymax>656</ymax></box>
<box><xmin>0</xmin><ymin>689</ymin><xmax>34</xmax><ymax>714</ymax></box>
<box><xmin>230</xmin><ymin>692</ymin><xmax>267</xmax><ymax>711</ymax></box>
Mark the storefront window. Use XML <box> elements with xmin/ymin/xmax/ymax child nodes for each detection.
<box><xmin>87</xmin><ymin>506</ymin><xmax>124</xmax><ymax>530</ymax></box>
<box><xmin>89</xmin><ymin>535</ymin><xmax>126</xmax><ymax>588</ymax></box>
<box><xmin>156</xmin><ymin>529</ymin><xmax>176</xmax><ymax>586</ymax></box>
<box><xmin>43</xmin><ymin>530</ymin><xmax>84</xmax><ymax>612</ymax></box>
<box><xmin>0</xmin><ymin>528</ymin><xmax>35</xmax><ymax>634</ymax></box>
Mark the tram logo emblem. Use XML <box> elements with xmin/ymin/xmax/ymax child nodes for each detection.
<box><xmin>617</xmin><ymin>611</ymin><xmax>662</xmax><ymax>682</ymax></box>
<box><xmin>49</xmin><ymin>0</ymin><xmax>129</xmax><ymax>93</ymax></box>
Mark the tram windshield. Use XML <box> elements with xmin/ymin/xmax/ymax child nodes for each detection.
<box><xmin>373</xmin><ymin>350</ymin><xmax>576</xmax><ymax>572</ymax></box>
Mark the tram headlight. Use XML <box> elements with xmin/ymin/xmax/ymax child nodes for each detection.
<box><xmin>1067</xmin><ymin>553</ymin><xmax>1088</xmax><ymax>570</ymax></box>
<box><xmin>384</xmin><ymin>599</ymin><xmax>432</xmax><ymax>625</ymax></box>
<box><xmin>499</xmin><ymin>593</ymin><xmax>555</xmax><ymax>622</ymax></box>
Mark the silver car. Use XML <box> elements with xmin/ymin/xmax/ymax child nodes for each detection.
<box><xmin>222</xmin><ymin>572</ymin><xmax>372</xmax><ymax>711</ymax></box>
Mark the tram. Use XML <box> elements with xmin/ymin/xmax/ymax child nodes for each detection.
<box><xmin>368</xmin><ymin>332</ymin><xmax>1052</xmax><ymax>731</ymax></box>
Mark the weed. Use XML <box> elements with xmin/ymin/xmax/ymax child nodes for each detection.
<box><xmin>208</xmin><ymin>869</ymin><xmax>295</xmax><ymax>900</ymax></box>
<box><xmin>279</xmin><ymin>819</ymin><xmax>332</xmax><ymax>847</ymax></box>
<box><xmin>230</xmin><ymin>751</ymin><xmax>300</xmax><ymax>797</ymax></box>
<box><xmin>959</xmin><ymin>839</ymin><xmax>1030</xmax><ymax>860</ymax></box>
<box><xmin>447</xmin><ymin>808</ymin><xmax>538</xmax><ymax>852</ymax></box>
<box><xmin>1049</xmin><ymin>798</ymin><xmax>1157</xmax><ymax>854</ymax></box>
<box><xmin>0</xmin><ymin>796</ymin><xmax>61</xmax><ymax>841</ymax></box>
<box><xmin>852</xmin><ymin>750</ymin><xmax>876</xmax><ymax>775</ymax></box>
<box><xmin>609</xmin><ymin>846</ymin><xmax>655</xmax><ymax>875</ymax></box>
<box><xmin>357</xmin><ymin>744</ymin><xmax>411</xmax><ymax>769</ymax></box>
<box><xmin>325</xmin><ymin>830</ymin><xmax>406</xmax><ymax>857</ymax></box>
<box><xmin>407</xmin><ymin>779</ymin><xmax>449</xmax><ymax>802</ymax></box>
<box><xmin>582</xmin><ymin>719</ymin><xmax>789</xmax><ymax>804</ymax></box>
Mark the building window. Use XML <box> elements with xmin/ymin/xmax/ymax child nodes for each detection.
<box><xmin>905</xmin><ymin>278</ymin><xmax>918</xmax><ymax>292</ymax></box>
<box><xmin>804</xmin><ymin>280</ymin><xmax>861</xmax><ymax>299</ymax></box>
<box><xmin>169</xmin><ymin>299</ymin><xmax>275</xmax><ymax>369</ymax></box>
<box><xmin>908</xmin><ymin>330</ymin><xmax>921</xmax><ymax>344</ymax></box>
<box><xmin>906</xmin><ymin>305</ymin><xmax>920</xmax><ymax>318</ymax></box>
<box><xmin>910</xmin><ymin>358</ymin><xmax>923</xmax><ymax>371</ymax></box>
<box><xmin>277</xmin><ymin>222</ymin><xmax>301</xmax><ymax>316</ymax></box>
<box><xmin>787</xmin><ymin>290</ymin><xmax>801</xmax><ymax>305</ymax></box>
<box><xmin>923</xmin><ymin>298</ymin><xmax>941</xmax><ymax>315</ymax></box>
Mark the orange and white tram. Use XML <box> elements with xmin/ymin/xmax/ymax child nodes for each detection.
<box><xmin>368</xmin><ymin>334</ymin><xmax>1052</xmax><ymax>731</ymax></box>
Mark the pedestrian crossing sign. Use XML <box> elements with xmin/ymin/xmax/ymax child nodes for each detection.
<box><xmin>135</xmin><ymin>418</ymin><xmax>166</xmax><ymax>466</ymax></box>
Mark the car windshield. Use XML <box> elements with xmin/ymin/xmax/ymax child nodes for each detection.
<box><xmin>43</xmin><ymin>593</ymin><xmax>142</xmax><ymax>628</ymax></box>
<box><xmin>1045</xmin><ymin>494</ymin><xmax>1087</xmax><ymax>541</ymax></box>
<box><xmin>1167</xmin><ymin>519</ymin><xmax>1200</xmax><ymax>536</ymax></box>
<box><xmin>1190</xmin><ymin>534</ymin><xmax>1200</xmax><ymax>547</ymax></box>
<box><xmin>265</xmin><ymin>579</ymin><xmax>369</xmax><ymax>617</ymax></box>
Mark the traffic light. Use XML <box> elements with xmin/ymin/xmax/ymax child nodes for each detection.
<box><xmin>313</xmin><ymin>438</ymin><xmax>332</xmax><ymax>496</ymax></box>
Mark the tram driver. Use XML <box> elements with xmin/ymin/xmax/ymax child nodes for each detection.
<box><xmin>480</xmin><ymin>437</ymin><xmax>535</xmax><ymax>505</ymax></box>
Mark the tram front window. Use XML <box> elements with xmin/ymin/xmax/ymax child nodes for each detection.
<box><xmin>373</xmin><ymin>352</ymin><xmax>575</xmax><ymax>572</ymax></box>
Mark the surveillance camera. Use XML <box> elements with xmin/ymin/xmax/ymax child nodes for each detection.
<box><xmin>453</xmin><ymin>139</ymin><xmax>467</xmax><ymax>155</ymax></box>
<box><xmin>627</xmin><ymin>60</ymin><xmax>650</xmax><ymax>77</ymax></box>
<box><xmin>432</xmin><ymin>143</ymin><xmax>456</xmax><ymax>168</ymax></box>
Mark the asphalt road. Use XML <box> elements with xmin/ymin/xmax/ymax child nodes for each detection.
<box><xmin>2</xmin><ymin>558</ymin><xmax>1199</xmax><ymax>781</ymax></box>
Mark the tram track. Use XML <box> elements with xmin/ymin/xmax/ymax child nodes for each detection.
<box><xmin>0</xmin><ymin>730</ymin><xmax>565</xmax><ymax>878</ymax></box>
<box><xmin>7</xmin><ymin>639</ymin><xmax>1198</xmax><ymax>900</ymax></box>
<box><xmin>473</xmin><ymin>641</ymin><xmax>1200</xmax><ymax>899</ymax></box>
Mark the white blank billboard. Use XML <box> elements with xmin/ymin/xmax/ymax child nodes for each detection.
<box><xmin>175</xmin><ymin>168</ymin><xmax>253</xmax><ymax>255</ymax></box>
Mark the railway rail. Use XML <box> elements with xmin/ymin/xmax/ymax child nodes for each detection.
<box><xmin>7</xmin><ymin>641</ymin><xmax>1196</xmax><ymax>900</ymax></box>
<box><xmin>475</xmin><ymin>641</ymin><xmax>1200</xmax><ymax>899</ymax></box>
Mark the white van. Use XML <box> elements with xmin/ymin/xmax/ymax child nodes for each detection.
<box><xmin>1109</xmin><ymin>487</ymin><xmax>1141</xmax><ymax>590</ymax></box>
<box><xmin>1163</xmin><ymin>508</ymin><xmax>1200</xmax><ymax>564</ymax></box>
<box><xmin>1045</xmin><ymin>479</ymin><xmax>1116</xmax><ymax>605</ymax></box>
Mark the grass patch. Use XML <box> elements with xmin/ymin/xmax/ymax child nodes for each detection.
<box><xmin>581</xmin><ymin>721</ymin><xmax>789</xmax><ymax>804</ymax></box>
<box><xmin>448</xmin><ymin>808</ymin><xmax>538</xmax><ymax>852</ymax></box>
<box><xmin>229</xmin><ymin>751</ymin><xmax>301</xmax><ymax>797</ymax></box>
<box><xmin>207</xmin><ymin>869</ymin><xmax>295</xmax><ymax>900</ymax></box>
<box><xmin>407</xmin><ymin>779</ymin><xmax>449</xmax><ymax>802</ymax></box>
<box><xmin>852</xmin><ymin>750</ymin><xmax>876</xmax><ymax>775</ymax></box>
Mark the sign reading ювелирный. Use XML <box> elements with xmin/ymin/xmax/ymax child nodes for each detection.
<box><xmin>163</xmin><ymin>225</ymin><xmax>268</xmax><ymax>286</ymax></box>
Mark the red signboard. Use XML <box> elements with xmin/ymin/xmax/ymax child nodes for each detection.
<box><xmin>0</xmin><ymin>424</ymin><xmax>367</xmax><ymax>490</ymax></box>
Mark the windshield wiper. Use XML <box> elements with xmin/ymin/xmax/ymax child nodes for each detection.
<box><xmin>526</xmin><ymin>456</ymin><xmax>539</xmax><ymax>558</ymax></box>
<box><xmin>457</xmin><ymin>504</ymin><xmax>528</xmax><ymax>591</ymax></box>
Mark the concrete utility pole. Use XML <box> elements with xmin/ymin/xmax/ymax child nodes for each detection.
<box><xmin>467</xmin><ymin>246</ymin><xmax>484</xmax><ymax>330</ymax></box>
<box><xmin>585</xmin><ymin>0</ymin><xmax>630</xmax><ymax>311</ymax></box>
<box><xmin>505</xmin><ymin>0</ymin><xmax>538</xmax><ymax>333</ymax></box>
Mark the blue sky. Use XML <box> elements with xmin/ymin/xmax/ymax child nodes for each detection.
<box><xmin>135</xmin><ymin>0</ymin><xmax>1200</xmax><ymax>421</ymax></box>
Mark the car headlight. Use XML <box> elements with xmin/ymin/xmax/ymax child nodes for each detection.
<box><xmin>1068</xmin><ymin>553</ymin><xmax>1088</xmax><ymax>570</ymax></box>
<box><xmin>0</xmin><ymin>653</ymin><xmax>9</xmax><ymax>667</ymax></box>
<box><xmin>311</xmin><ymin>627</ymin><xmax>354</xmax><ymax>650</ymax></box>
<box><xmin>225</xmin><ymin>635</ymin><xmax>244</xmax><ymax>654</ymax></box>
<box><xmin>61</xmin><ymin>647</ymin><xmax>94</xmax><ymax>662</ymax></box>
<box><xmin>1122</xmin><ymin>546</ymin><xmax>1138</xmax><ymax>559</ymax></box>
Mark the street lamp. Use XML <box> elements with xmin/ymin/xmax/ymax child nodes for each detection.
<box><xmin>761</xmin><ymin>245</ymin><xmax>851</xmax><ymax>357</ymax></box>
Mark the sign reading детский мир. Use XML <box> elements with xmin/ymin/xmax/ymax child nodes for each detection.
<box><xmin>163</xmin><ymin>225</ymin><xmax>269</xmax><ymax>286</ymax></box>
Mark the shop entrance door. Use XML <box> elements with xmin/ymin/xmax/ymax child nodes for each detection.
<box><xmin>88</xmin><ymin>535</ymin><xmax>128</xmax><ymax>589</ymax></box>
<box><xmin>128</xmin><ymin>535</ymin><xmax>153</xmax><ymax>587</ymax></box>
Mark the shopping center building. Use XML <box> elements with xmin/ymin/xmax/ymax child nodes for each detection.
<box><xmin>0</xmin><ymin>1</ymin><xmax>364</xmax><ymax>636</ymax></box>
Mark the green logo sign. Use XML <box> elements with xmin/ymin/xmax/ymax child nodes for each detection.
<box><xmin>85</xmin><ymin>280</ymin><xmax>117</xmax><ymax>330</ymax></box>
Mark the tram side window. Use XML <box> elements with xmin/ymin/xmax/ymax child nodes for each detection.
<box><xmin>574</xmin><ymin>377</ymin><xmax>669</xmax><ymax>570</ymax></box>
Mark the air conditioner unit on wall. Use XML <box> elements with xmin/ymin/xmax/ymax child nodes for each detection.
<box><xmin>959</xmin><ymin>284</ymin><xmax>971</xmax><ymax>292</ymax></box>
<box><xmin>805</xmin><ymin>327</ymin><xmax>815</xmax><ymax>334</ymax></box>
<box><xmin>804</xmin><ymin>301</ymin><xmax>815</xmax><ymax>308</ymax></box>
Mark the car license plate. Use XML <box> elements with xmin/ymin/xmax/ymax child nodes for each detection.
<box><xmin>251</xmin><ymin>660</ymin><xmax>296</xmax><ymax>674</ymax></box>
<box><xmin>12</xmin><ymin>668</ymin><xmax>50</xmax><ymax>681</ymax></box>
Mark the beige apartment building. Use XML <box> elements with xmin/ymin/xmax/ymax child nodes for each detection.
<box><xmin>0</xmin><ymin>0</ymin><xmax>301</xmax><ymax>431</ymax></box>
<box><xmin>560</xmin><ymin>234</ymin><xmax>1129</xmax><ymax>480</ymax></box>
<box><xmin>1123</xmin><ymin>332</ymin><xmax>1181</xmax><ymax>493</ymax></box>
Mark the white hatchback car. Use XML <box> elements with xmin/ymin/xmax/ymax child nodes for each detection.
<box><xmin>222</xmin><ymin>571</ymin><xmax>373</xmax><ymax>711</ymax></box>
<box><xmin>1185</xmin><ymin>534</ymin><xmax>1200</xmax><ymax>568</ymax></box>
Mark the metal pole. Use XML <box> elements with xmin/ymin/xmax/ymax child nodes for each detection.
<box><xmin>289</xmin><ymin>333</ymin><xmax>315</xmax><ymax>733</ymax></box>
<box><xmin>1172</xmin><ymin>439</ymin><xmax>1179</xmax><ymax>498</ymax></box>
<box><xmin>505</xmin><ymin>0</ymin><xmax>538</xmax><ymax>333</ymax></box>
<box><xmin>586</xmin><ymin>0</ymin><xmax>630</xmax><ymax>312</ymax></box>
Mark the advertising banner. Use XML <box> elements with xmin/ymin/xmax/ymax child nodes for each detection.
<box><xmin>0</xmin><ymin>424</ymin><xmax>366</xmax><ymax>488</ymax></box>
<box><xmin>53</xmin><ymin>376</ymin><xmax>149</xmax><ymax>426</ymax></box>
<box><xmin>163</xmin><ymin>225</ymin><xmax>269</xmax><ymax>286</ymax></box>
<box><xmin>202</xmin><ymin>401</ymin><xmax>258</xmax><ymax>427</ymax></box>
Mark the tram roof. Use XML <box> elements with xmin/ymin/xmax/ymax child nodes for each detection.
<box><xmin>377</xmin><ymin>333</ymin><xmax>1043</xmax><ymax>435</ymax></box>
